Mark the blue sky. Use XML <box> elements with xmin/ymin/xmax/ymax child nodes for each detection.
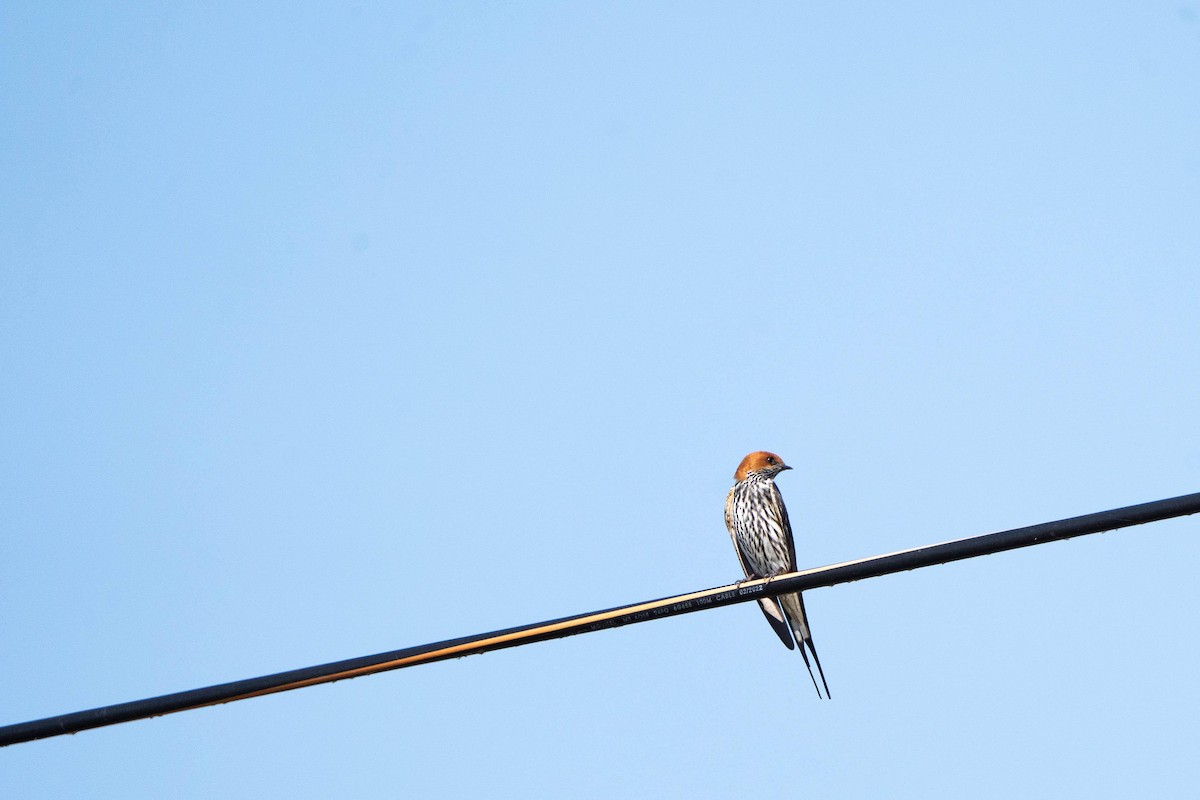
<box><xmin>2</xmin><ymin>2</ymin><xmax>1198</xmax><ymax>797</ymax></box>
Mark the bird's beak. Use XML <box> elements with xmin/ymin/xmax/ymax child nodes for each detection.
<box><xmin>781</xmin><ymin>464</ymin><xmax>793</xmax><ymax>471</ymax></box>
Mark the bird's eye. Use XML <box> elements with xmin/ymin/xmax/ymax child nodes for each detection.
<box><xmin>766</xmin><ymin>456</ymin><xmax>776</xmax><ymax>464</ymax></box>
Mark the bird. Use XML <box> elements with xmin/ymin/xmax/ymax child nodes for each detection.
<box><xmin>724</xmin><ymin>450</ymin><xmax>831</xmax><ymax>698</ymax></box>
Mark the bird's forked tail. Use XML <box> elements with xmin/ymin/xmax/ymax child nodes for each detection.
<box><xmin>779</xmin><ymin>592</ymin><xmax>831</xmax><ymax>699</ymax></box>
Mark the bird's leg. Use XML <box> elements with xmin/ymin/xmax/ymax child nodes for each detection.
<box><xmin>735</xmin><ymin>573</ymin><xmax>765</xmax><ymax>591</ymax></box>
<box><xmin>760</xmin><ymin>568</ymin><xmax>786</xmax><ymax>594</ymax></box>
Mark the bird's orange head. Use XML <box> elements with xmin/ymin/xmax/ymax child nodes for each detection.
<box><xmin>733</xmin><ymin>451</ymin><xmax>792</xmax><ymax>481</ymax></box>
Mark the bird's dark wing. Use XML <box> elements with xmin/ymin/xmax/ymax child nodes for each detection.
<box><xmin>769</xmin><ymin>483</ymin><xmax>831</xmax><ymax>697</ymax></box>
<box><xmin>725</xmin><ymin>486</ymin><xmax>795</xmax><ymax>650</ymax></box>
<box><xmin>770</xmin><ymin>481</ymin><xmax>799</xmax><ymax>572</ymax></box>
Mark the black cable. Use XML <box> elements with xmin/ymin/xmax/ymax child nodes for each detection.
<box><xmin>2</xmin><ymin>490</ymin><xmax>1197</xmax><ymax>748</ymax></box>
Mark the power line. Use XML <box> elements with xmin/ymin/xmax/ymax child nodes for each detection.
<box><xmin>2</xmin><ymin>490</ymin><xmax>1197</xmax><ymax>748</ymax></box>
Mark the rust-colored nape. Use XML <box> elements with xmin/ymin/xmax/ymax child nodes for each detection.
<box><xmin>733</xmin><ymin>450</ymin><xmax>788</xmax><ymax>481</ymax></box>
